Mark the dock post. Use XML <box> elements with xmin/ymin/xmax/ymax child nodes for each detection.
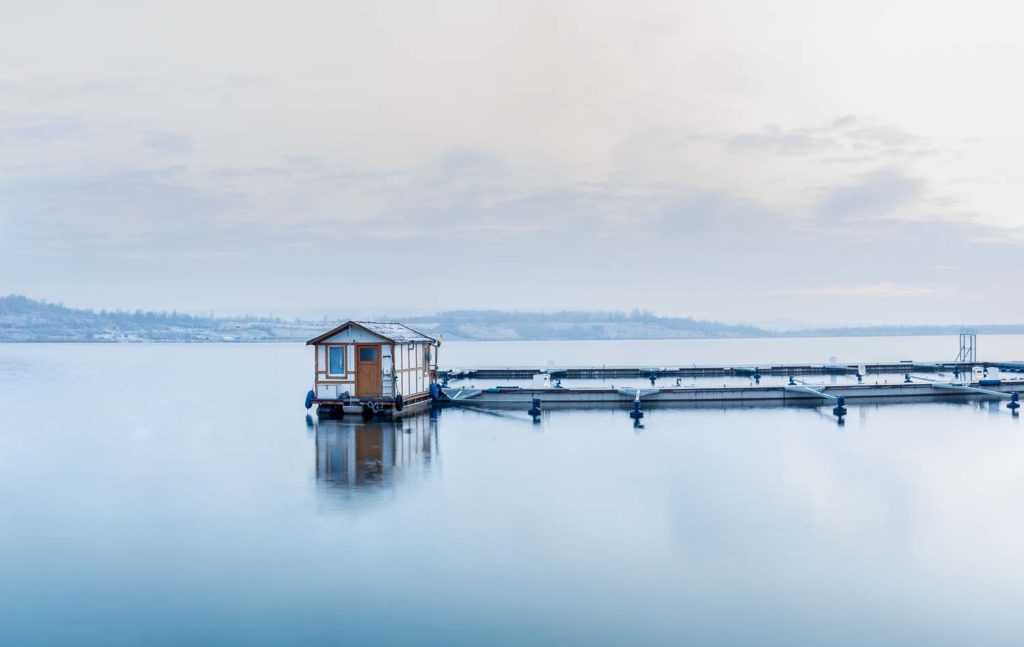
<box><xmin>832</xmin><ymin>395</ymin><xmax>847</xmax><ymax>424</ymax></box>
<box><xmin>629</xmin><ymin>391</ymin><xmax>644</xmax><ymax>422</ymax></box>
<box><xmin>528</xmin><ymin>397</ymin><xmax>542</xmax><ymax>422</ymax></box>
<box><xmin>1008</xmin><ymin>393</ymin><xmax>1020</xmax><ymax>416</ymax></box>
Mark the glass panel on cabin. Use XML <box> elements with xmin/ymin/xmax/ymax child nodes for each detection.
<box><xmin>328</xmin><ymin>346</ymin><xmax>346</xmax><ymax>375</ymax></box>
<box><xmin>359</xmin><ymin>347</ymin><xmax>378</xmax><ymax>362</ymax></box>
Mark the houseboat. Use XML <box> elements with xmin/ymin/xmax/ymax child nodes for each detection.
<box><xmin>305</xmin><ymin>321</ymin><xmax>439</xmax><ymax>419</ymax></box>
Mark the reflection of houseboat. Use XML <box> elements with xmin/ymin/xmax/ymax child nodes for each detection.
<box><xmin>306</xmin><ymin>321</ymin><xmax>439</xmax><ymax>419</ymax></box>
<box><xmin>314</xmin><ymin>415</ymin><xmax>438</xmax><ymax>490</ymax></box>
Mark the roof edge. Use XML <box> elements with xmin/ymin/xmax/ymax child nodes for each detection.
<box><xmin>305</xmin><ymin>320</ymin><xmax>356</xmax><ymax>345</ymax></box>
<box><xmin>306</xmin><ymin>320</ymin><xmax>436</xmax><ymax>345</ymax></box>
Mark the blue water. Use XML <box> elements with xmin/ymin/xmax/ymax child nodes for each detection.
<box><xmin>2</xmin><ymin>341</ymin><xmax>1024</xmax><ymax>645</ymax></box>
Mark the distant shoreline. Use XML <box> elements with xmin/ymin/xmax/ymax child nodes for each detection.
<box><xmin>4</xmin><ymin>331</ymin><xmax>1024</xmax><ymax>344</ymax></box>
<box><xmin>3</xmin><ymin>295</ymin><xmax>1021</xmax><ymax>343</ymax></box>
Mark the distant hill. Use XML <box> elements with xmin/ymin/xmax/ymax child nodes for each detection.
<box><xmin>789</xmin><ymin>324</ymin><xmax>1024</xmax><ymax>337</ymax></box>
<box><xmin>0</xmin><ymin>295</ymin><xmax>321</xmax><ymax>342</ymax></box>
<box><xmin>2</xmin><ymin>295</ymin><xmax>1024</xmax><ymax>342</ymax></box>
<box><xmin>403</xmin><ymin>310</ymin><xmax>770</xmax><ymax>340</ymax></box>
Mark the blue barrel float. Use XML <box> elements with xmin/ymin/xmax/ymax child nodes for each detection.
<box><xmin>630</xmin><ymin>399</ymin><xmax>644</xmax><ymax>420</ymax></box>
<box><xmin>528</xmin><ymin>397</ymin><xmax>542</xmax><ymax>418</ymax></box>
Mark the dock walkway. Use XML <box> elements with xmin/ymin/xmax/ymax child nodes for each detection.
<box><xmin>436</xmin><ymin>360</ymin><xmax>1023</xmax><ymax>421</ymax></box>
<box><xmin>440</xmin><ymin>360</ymin><xmax>984</xmax><ymax>381</ymax></box>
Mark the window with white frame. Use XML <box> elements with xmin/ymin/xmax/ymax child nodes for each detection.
<box><xmin>327</xmin><ymin>346</ymin><xmax>346</xmax><ymax>376</ymax></box>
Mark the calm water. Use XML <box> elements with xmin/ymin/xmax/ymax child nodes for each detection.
<box><xmin>2</xmin><ymin>339</ymin><xmax>1024</xmax><ymax>645</ymax></box>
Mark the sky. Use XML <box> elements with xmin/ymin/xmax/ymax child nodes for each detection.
<box><xmin>1</xmin><ymin>0</ymin><xmax>1023</xmax><ymax>325</ymax></box>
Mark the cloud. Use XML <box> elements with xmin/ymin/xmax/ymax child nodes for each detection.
<box><xmin>730</xmin><ymin>117</ymin><xmax>934</xmax><ymax>162</ymax></box>
<box><xmin>0</xmin><ymin>0</ymin><xmax>1021</xmax><ymax>322</ymax></box>
<box><xmin>774</xmin><ymin>282</ymin><xmax>942</xmax><ymax>299</ymax></box>
<box><xmin>730</xmin><ymin>127</ymin><xmax>835</xmax><ymax>155</ymax></box>
<box><xmin>142</xmin><ymin>130</ymin><xmax>192</xmax><ymax>154</ymax></box>
<box><xmin>0</xmin><ymin>170</ymin><xmax>224</xmax><ymax>251</ymax></box>
<box><xmin>814</xmin><ymin>169</ymin><xmax>923</xmax><ymax>221</ymax></box>
<box><xmin>0</xmin><ymin>111</ymin><xmax>90</xmax><ymax>145</ymax></box>
<box><xmin>1</xmin><ymin>138</ymin><xmax>1020</xmax><ymax>324</ymax></box>
<box><xmin>0</xmin><ymin>78</ymin><xmax>148</xmax><ymax>101</ymax></box>
<box><xmin>0</xmin><ymin>111</ymin><xmax>198</xmax><ymax>186</ymax></box>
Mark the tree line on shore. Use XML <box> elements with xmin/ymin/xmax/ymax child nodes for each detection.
<box><xmin>3</xmin><ymin>295</ymin><xmax>1022</xmax><ymax>342</ymax></box>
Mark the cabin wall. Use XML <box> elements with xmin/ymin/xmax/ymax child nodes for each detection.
<box><xmin>312</xmin><ymin>327</ymin><xmax>434</xmax><ymax>400</ymax></box>
<box><xmin>314</xmin><ymin>342</ymin><xmax>357</xmax><ymax>399</ymax></box>
<box><xmin>392</xmin><ymin>341</ymin><xmax>431</xmax><ymax>397</ymax></box>
<box><xmin>314</xmin><ymin>328</ymin><xmax>390</xmax><ymax>400</ymax></box>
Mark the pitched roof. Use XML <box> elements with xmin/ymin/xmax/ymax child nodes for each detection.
<box><xmin>306</xmin><ymin>320</ymin><xmax>436</xmax><ymax>345</ymax></box>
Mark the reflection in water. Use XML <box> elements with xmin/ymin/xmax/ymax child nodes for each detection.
<box><xmin>313</xmin><ymin>411</ymin><xmax>439</xmax><ymax>494</ymax></box>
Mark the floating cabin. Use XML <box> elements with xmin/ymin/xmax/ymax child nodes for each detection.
<box><xmin>306</xmin><ymin>321</ymin><xmax>439</xmax><ymax>419</ymax></box>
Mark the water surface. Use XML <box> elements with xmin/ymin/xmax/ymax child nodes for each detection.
<box><xmin>1</xmin><ymin>341</ymin><xmax>1023</xmax><ymax>645</ymax></box>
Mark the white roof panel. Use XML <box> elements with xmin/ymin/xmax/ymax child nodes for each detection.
<box><xmin>354</xmin><ymin>321</ymin><xmax>435</xmax><ymax>343</ymax></box>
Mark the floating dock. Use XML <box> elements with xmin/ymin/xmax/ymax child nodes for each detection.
<box><xmin>436</xmin><ymin>360</ymin><xmax>1023</xmax><ymax>423</ymax></box>
<box><xmin>440</xmin><ymin>360</ymin><xmax>987</xmax><ymax>381</ymax></box>
<box><xmin>441</xmin><ymin>379</ymin><xmax>1022</xmax><ymax>406</ymax></box>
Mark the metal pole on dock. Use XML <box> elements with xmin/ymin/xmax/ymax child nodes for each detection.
<box><xmin>784</xmin><ymin>384</ymin><xmax>846</xmax><ymax>424</ymax></box>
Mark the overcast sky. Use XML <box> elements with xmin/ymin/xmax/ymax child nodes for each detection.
<box><xmin>1</xmin><ymin>0</ymin><xmax>1022</xmax><ymax>325</ymax></box>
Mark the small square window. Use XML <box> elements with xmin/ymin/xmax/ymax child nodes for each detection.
<box><xmin>359</xmin><ymin>347</ymin><xmax>378</xmax><ymax>362</ymax></box>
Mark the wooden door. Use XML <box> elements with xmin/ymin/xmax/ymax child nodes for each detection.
<box><xmin>355</xmin><ymin>344</ymin><xmax>382</xmax><ymax>398</ymax></box>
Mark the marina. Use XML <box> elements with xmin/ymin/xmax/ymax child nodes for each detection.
<box><xmin>304</xmin><ymin>325</ymin><xmax>1023</xmax><ymax>423</ymax></box>
<box><xmin>437</xmin><ymin>365</ymin><xmax>1022</xmax><ymax>424</ymax></box>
